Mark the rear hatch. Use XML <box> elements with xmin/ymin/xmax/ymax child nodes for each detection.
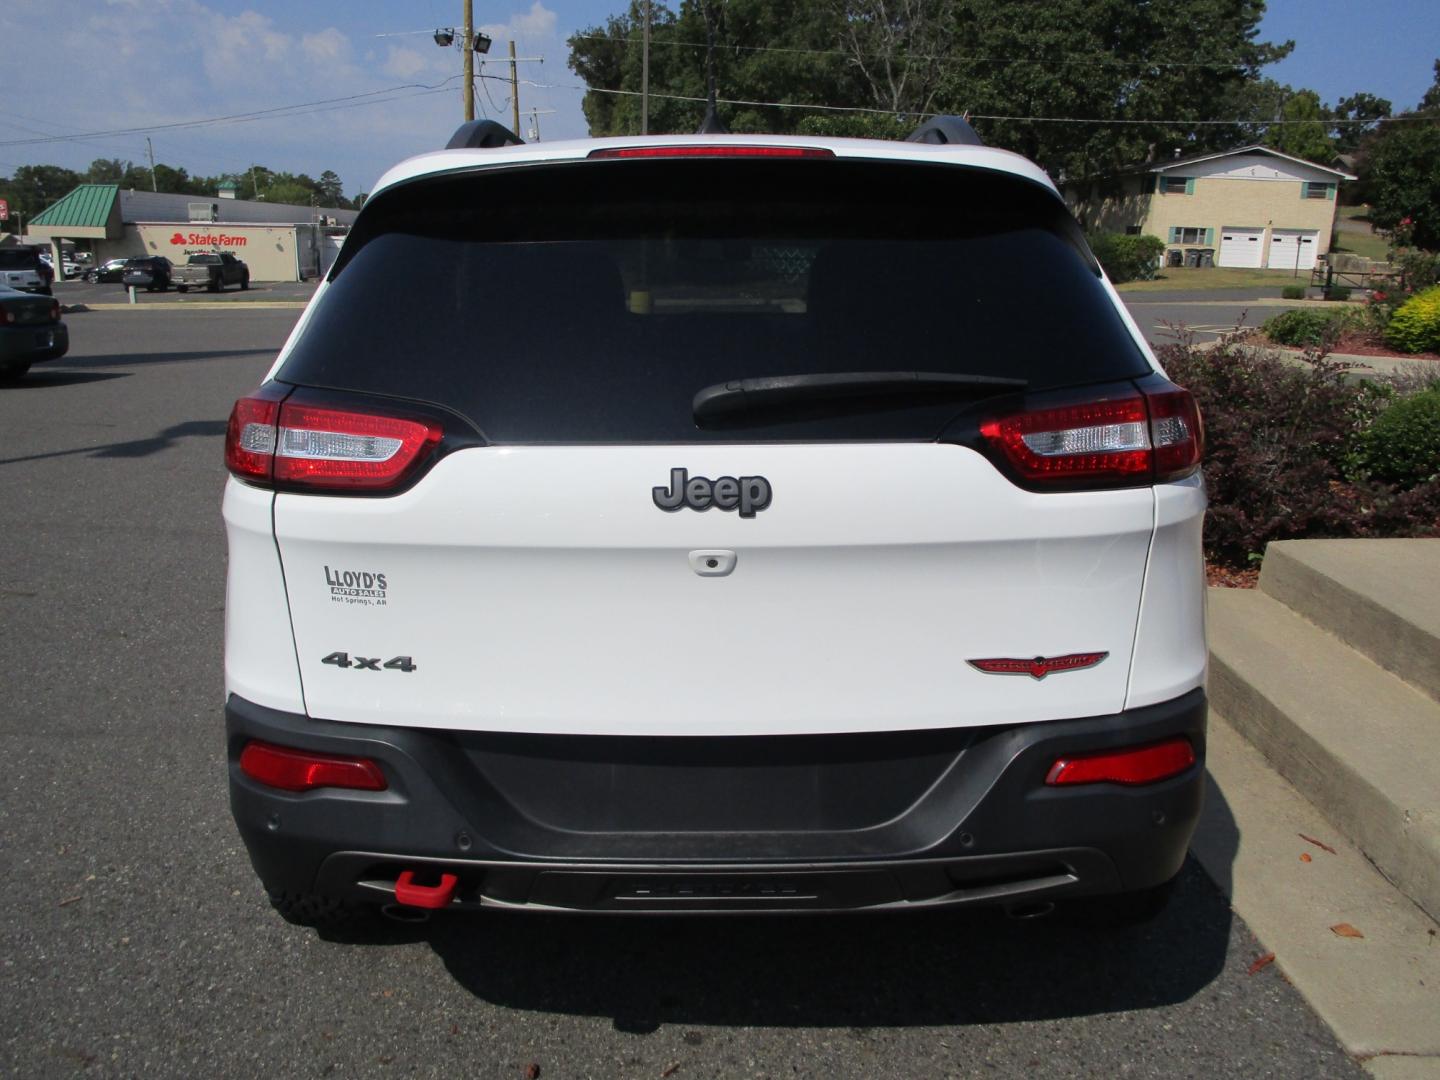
<box><xmin>266</xmin><ymin>155</ymin><xmax>1162</xmax><ymax>735</ymax></box>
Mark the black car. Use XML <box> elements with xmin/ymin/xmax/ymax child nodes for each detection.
<box><xmin>86</xmin><ymin>257</ymin><xmax>129</xmax><ymax>284</ymax></box>
<box><xmin>0</xmin><ymin>284</ymin><xmax>68</xmax><ymax>381</ymax></box>
<box><xmin>121</xmin><ymin>256</ymin><xmax>173</xmax><ymax>291</ymax></box>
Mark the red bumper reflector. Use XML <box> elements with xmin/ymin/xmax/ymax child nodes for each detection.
<box><xmin>1045</xmin><ymin>737</ymin><xmax>1197</xmax><ymax>787</ymax></box>
<box><xmin>394</xmin><ymin>870</ymin><xmax>459</xmax><ymax>909</ymax></box>
<box><xmin>238</xmin><ymin>740</ymin><xmax>387</xmax><ymax>793</ymax></box>
<box><xmin>968</xmin><ymin>652</ymin><xmax>1109</xmax><ymax>680</ymax></box>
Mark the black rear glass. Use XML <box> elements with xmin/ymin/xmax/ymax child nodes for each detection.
<box><xmin>277</xmin><ymin>159</ymin><xmax>1149</xmax><ymax>442</ymax></box>
<box><xmin>0</xmin><ymin>250</ymin><xmax>41</xmax><ymax>269</ymax></box>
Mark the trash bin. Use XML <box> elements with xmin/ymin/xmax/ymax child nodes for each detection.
<box><xmin>1183</xmin><ymin>248</ymin><xmax>1200</xmax><ymax>268</ymax></box>
<box><xmin>1167</xmin><ymin>249</ymin><xmax>1184</xmax><ymax>267</ymax></box>
<box><xmin>1198</xmin><ymin>249</ymin><xmax>1214</xmax><ymax>268</ymax></box>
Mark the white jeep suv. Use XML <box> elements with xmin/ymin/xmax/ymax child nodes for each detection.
<box><xmin>223</xmin><ymin>118</ymin><xmax>1207</xmax><ymax>926</ymax></box>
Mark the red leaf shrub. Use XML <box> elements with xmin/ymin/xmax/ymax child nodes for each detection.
<box><xmin>1155</xmin><ymin>340</ymin><xmax>1440</xmax><ymax>567</ymax></box>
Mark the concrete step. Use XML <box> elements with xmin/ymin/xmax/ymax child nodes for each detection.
<box><xmin>1260</xmin><ymin>539</ymin><xmax>1440</xmax><ymax>703</ymax></box>
<box><xmin>1207</xmin><ymin>586</ymin><xmax>1440</xmax><ymax>922</ymax></box>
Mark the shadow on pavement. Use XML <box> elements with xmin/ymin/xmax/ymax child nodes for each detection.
<box><xmin>335</xmin><ymin>778</ymin><xmax>1241</xmax><ymax>1034</ymax></box>
<box><xmin>53</xmin><ymin>349</ymin><xmax>270</xmax><ymax>369</ymax></box>
<box><xmin>0</xmin><ymin>418</ymin><xmax>226</xmax><ymax>466</ymax></box>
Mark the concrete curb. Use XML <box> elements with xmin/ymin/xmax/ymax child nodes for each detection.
<box><xmin>1192</xmin><ymin>713</ymin><xmax>1440</xmax><ymax>1065</ymax></box>
<box><xmin>1208</xmin><ymin>586</ymin><xmax>1440</xmax><ymax>922</ymax></box>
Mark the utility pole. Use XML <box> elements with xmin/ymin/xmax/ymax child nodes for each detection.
<box><xmin>508</xmin><ymin>40</ymin><xmax>520</xmax><ymax>135</ymax></box>
<box><xmin>641</xmin><ymin>0</ymin><xmax>651</xmax><ymax>134</ymax></box>
<box><xmin>462</xmin><ymin>0</ymin><xmax>475</xmax><ymax>122</ymax></box>
<box><xmin>146</xmin><ymin>137</ymin><xmax>158</xmax><ymax>192</ymax></box>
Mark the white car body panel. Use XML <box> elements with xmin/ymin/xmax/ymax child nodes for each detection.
<box><xmin>271</xmin><ymin>443</ymin><xmax>1156</xmax><ymax>736</ymax></box>
<box><xmin>223</xmin><ymin>480</ymin><xmax>304</xmax><ymax>713</ymax></box>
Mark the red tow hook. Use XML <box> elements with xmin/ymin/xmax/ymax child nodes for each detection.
<box><xmin>393</xmin><ymin>870</ymin><xmax>459</xmax><ymax>909</ymax></box>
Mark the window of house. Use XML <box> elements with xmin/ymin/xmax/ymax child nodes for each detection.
<box><xmin>1303</xmin><ymin>181</ymin><xmax>1333</xmax><ymax>199</ymax></box>
<box><xmin>1171</xmin><ymin>227</ymin><xmax>1207</xmax><ymax>244</ymax></box>
<box><xmin>1125</xmin><ymin>225</ymin><xmax>1143</xmax><ymax>235</ymax></box>
<box><xmin>1161</xmin><ymin>176</ymin><xmax>1192</xmax><ymax>194</ymax></box>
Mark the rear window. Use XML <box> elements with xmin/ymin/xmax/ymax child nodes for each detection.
<box><xmin>189</xmin><ymin>254</ymin><xmax>222</xmax><ymax>264</ymax></box>
<box><xmin>278</xmin><ymin>159</ymin><xmax>1149</xmax><ymax>442</ymax></box>
<box><xmin>0</xmin><ymin>250</ymin><xmax>40</xmax><ymax>270</ymax></box>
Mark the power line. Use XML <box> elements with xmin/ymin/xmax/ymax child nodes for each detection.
<box><xmin>0</xmin><ymin>78</ymin><xmax>463</xmax><ymax>148</ymax></box>
<box><xmin>566</xmin><ymin>33</ymin><xmax>1268</xmax><ymax>70</ymax></box>
<box><xmin>537</xmin><ymin>81</ymin><xmax>1434</xmax><ymax>126</ymax></box>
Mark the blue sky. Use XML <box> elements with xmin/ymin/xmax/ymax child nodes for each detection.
<box><xmin>3</xmin><ymin>0</ymin><xmax>1437</xmax><ymax>200</ymax></box>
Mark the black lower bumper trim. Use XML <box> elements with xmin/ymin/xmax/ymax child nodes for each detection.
<box><xmin>227</xmin><ymin>689</ymin><xmax>1206</xmax><ymax>914</ymax></box>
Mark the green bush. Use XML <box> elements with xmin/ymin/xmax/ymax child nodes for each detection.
<box><xmin>1281</xmin><ymin>284</ymin><xmax>1307</xmax><ymax>300</ymax></box>
<box><xmin>1324</xmin><ymin>285</ymin><xmax>1352</xmax><ymax>301</ymax></box>
<box><xmin>1088</xmin><ymin>233</ymin><xmax>1165</xmax><ymax>283</ymax></box>
<box><xmin>1348</xmin><ymin>388</ymin><xmax>1440</xmax><ymax>488</ymax></box>
<box><xmin>1261</xmin><ymin>307</ymin><xmax>1359</xmax><ymax>346</ymax></box>
<box><xmin>1384</xmin><ymin>285</ymin><xmax>1440</xmax><ymax>354</ymax></box>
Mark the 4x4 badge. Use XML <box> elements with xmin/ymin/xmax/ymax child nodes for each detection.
<box><xmin>653</xmin><ymin>468</ymin><xmax>772</xmax><ymax>518</ymax></box>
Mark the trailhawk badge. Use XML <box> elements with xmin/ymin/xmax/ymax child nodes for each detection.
<box><xmin>653</xmin><ymin>468</ymin><xmax>772</xmax><ymax>518</ymax></box>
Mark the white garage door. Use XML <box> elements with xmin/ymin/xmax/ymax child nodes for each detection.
<box><xmin>1218</xmin><ymin>227</ymin><xmax>1265</xmax><ymax>268</ymax></box>
<box><xmin>1267</xmin><ymin>229</ymin><xmax>1319</xmax><ymax>271</ymax></box>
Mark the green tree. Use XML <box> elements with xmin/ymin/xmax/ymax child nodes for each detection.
<box><xmin>1267</xmin><ymin>89</ymin><xmax>1335</xmax><ymax>163</ymax></box>
<box><xmin>1363</xmin><ymin>121</ymin><xmax>1440</xmax><ymax>250</ymax></box>
<box><xmin>1420</xmin><ymin>58</ymin><xmax>1440</xmax><ymax>112</ymax></box>
<box><xmin>568</xmin><ymin>0</ymin><xmax>1294</xmax><ymax>181</ymax></box>
<box><xmin>316</xmin><ymin>170</ymin><xmax>346</xmax><ymax>207</ymax></box>
<box><xmin>1331</xmin><ymin>91</ymin><xmax>1391</xmax><ymax>155</ymax></box>
<box><xmin>265</xmin><ymin>181</ymin><xmax>317</xmax><ymax>207</ymax></box>
<box><xmin>85</xmin><ymin>158</ymin><xmax>131</xmax><ymax>183</ymax></box>
<box><xmin>0</xmin><ymin>164</ymin><xmax>82</xmax><ymax>219</ymax></box>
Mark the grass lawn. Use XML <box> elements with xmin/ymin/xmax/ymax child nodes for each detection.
<box><xmin>1331</xmin><ymin>205</ymin><xmax>1392</xmax><ymax>261</ymax></box>
<box><xmin>1115</xmin><ymin>267</ymin><xmax>1317</xmax><ymax>293</ymax></box>
<box><xmin>1331</xmin><ymin>231</ymin><xmax>1390</xmax><ymax>261</ymax></box>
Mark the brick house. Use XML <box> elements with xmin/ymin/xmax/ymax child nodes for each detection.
<box><xmin>1065</xmin><ymin>145</ymin><xmax>1355</xmax><ymax>271</ymax></box>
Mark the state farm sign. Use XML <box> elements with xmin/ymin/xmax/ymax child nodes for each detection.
<box><xmin>169</xmin><ymin>231</ymin><xmax>247</xmax><ymax>247</ymax></box>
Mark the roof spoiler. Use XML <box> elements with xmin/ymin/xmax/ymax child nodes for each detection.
<box><xmin>446</xmin><ymin>120</ymin><xmax>525</xmax><ymax>149</ymax></box>
<box><xmin>905</xmin><ymin>116</ymin><xmax>983</xmax><ymax>147</ymax></box>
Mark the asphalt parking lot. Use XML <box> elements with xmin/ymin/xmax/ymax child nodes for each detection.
<box><xmin>0</xmin><ymin>307</ymin><xmax>1364</xmax><ymax>1078</ymax></box>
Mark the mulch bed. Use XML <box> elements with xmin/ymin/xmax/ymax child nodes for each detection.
<box><xmin>1328</xmin><ymin>332</ymin><xmax>1440</xmax><ymax>362</ymax></box>
<box><xmin>1206</xmin><ymin>562</ymin><xmax>1259</xmax><ymax>589</ymax></box>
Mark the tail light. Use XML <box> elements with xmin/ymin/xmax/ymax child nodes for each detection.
<box><xmin>589</xmin><ymin>145</ymin><xmax>834</xmax><ymax>160</ymax></box>
<box><xmin>980</xmin><ymin>381</ymin><xmax>1202</xmax><ymax>490</ymax></box>
<box><xmin>239</xmin><ymin>740</ymin><xmax>387</xmax><ymax>792</ymax></box>
<box><xmin>0</xmin><ymin>308</ymin><xmax>12</xmax><ymax>325</ymax></box>
<box><xmin>50</xmin><ymin>301</ymin><xmax>61</xmax><ymax>322</ymax></box>
<box><xmin>1045</xmin><ymin>737</ymin><xmax>1196</xmax><ymax>787</ymax></box>
<box><xmin>224</xmin><ymin>387</ymin><xmax>444</xmax><ymax>493</ymax></box>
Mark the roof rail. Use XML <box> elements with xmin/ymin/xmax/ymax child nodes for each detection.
<box><xmin>446</xmin><ymin>120</ymin><xmax>525</xmax><ymax>150</ymax></box>
<box><xmin>905</xmin><ymin>116</ymin><xmax>983</xmax><ymax>147</ymax></box>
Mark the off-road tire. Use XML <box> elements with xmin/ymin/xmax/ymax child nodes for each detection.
<box><xmin>177</xmin><ymin>285</ymin><xmax>189</xmax><ymax>293</ymax></box>
<box><xmin>240</xmin><ymin>275</ymin><xmax>250</xmax><ymax>290</ymax></box>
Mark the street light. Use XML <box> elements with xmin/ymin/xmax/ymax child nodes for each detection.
<box><xmin>433</xmin><ymin>28</ymin><xmax>455</xmax><ymax>47</ymax></box>
<box><xmin>472</xmin><ymin>32</ymin><xmax>492</xmax><ymax>54</ymax></box>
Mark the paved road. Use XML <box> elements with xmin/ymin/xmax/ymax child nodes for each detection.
<box><xmin>0</xmin><ymin>308</ymin><xmax>1363</xmax><ymax>1078</ymax></box>
<box><xmin>1119</xmin><ymin>295</ymin><xmax>1309</xmax><ymax>346</ymax></box>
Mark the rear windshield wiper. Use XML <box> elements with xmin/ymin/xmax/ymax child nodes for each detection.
<box><xmin>693</xmin><ymin>371</ymin><xmax>1027</xmax><ymax>422</ymax></box>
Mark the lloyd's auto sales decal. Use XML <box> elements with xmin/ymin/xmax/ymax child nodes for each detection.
<box><xmin>325</xmin><ymin>565</ymin><xmax>388</xmax><ymax>607</ymax></box>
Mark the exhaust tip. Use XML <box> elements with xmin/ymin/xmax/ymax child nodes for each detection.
<box><xmin>380</xmin><ymin>903</ymin><xmax>432</xmax><ymax>924</ymax></box>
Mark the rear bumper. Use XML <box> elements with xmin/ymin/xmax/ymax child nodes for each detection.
<box><xmin>0</xmin><ymin>323</ymin><xmax>68</xmax><ymax>363</ymax></box>
<box><xmin>226</xmin><ymin>688</ymin><xmax>1206</xmax><ymax>914</ymax></box>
